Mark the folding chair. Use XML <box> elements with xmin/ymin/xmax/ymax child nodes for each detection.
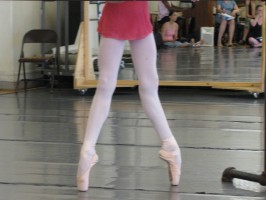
<box><xmin>15</xmin><ymin>29</ymin><xmax>59</xmax><ymax>92</ymax></box>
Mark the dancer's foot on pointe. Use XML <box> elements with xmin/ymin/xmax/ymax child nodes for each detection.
<box><xmin>77</xmin><ymin>143</ymin><xmax>98</xmax><ymax>192</ymax></box>
<box><xmin>159</xmin><ymin>136</ymin><xmax>182</xmax><ymax>186</ymax></box>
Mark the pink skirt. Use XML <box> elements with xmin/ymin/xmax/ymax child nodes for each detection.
<box><xmin>98</xmin><ymin>1</ymin><xmax>153</xmax><ymax>40</ymax></box>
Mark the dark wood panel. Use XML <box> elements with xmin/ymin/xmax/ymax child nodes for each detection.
<box><xmin>182</xmin><ymin>0</ymin><xmax>215</xmax><ymax>40</ymax></box>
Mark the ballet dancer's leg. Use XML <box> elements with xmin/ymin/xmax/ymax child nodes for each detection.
<box><xmin>130</xmin><ymin>33</ymin><xmax>182</xmax><ymax>185</ymax></box>
<box><xmin>77</xmin><ymin>36</ymin><xmax>125</xmax><ymax>191</ymax></box>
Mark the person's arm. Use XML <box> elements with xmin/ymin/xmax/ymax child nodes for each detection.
<box><xmin>174</xmin><ymin>23</ymin><xmax>179</xmax><ymax>40</ymax></box>
<box><xmin>162</xmin><ymin>0</ymin><xmax>183</xmax><ymax>12</ymax></box>
<box><xmin>231</xmin><ymin>2</ymin><xmax>240</xmax><ymax>17</ymax></box>
<box><xmin>170</xmin><ymin>1</ymin><xmax>179</xmax><ymax>9</ymax></box>
<box><xmin>161</xmin><ymin>24</ymin><xmax>169</xmax><ymax>42</ymax></box>
<box><xmin>251</xmin><ymin>1</ymin><xmax>256</xmax><ymax>18</ymax></box>
<box><xmin>216</xmin><ymin>2</ymin><xmax>226</xmax><ymax>14</ymax></box>
<box><xmin>250</xmin><ymin>14</ymin><xmax>261</xmax><ymax>26</ymax></box>
<box><xmin>245</xmin><ymin>0</ymin><xmax>252</xmax><ymax>18</ymax></box>
<box><xmin>162</xmin><ymin>0</ymin><xmax>173</xmax><ymax>11</ymax></box>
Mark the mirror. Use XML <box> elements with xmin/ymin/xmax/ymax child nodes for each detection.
<box><xmin>74</xmin><ymin>1</ymin><xmax>265</xmax><ymax>95</ymax></box>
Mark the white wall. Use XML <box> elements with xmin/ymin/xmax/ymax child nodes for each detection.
<box><xmin>149</xmin><ymin>1</ymin><xmax>158</xmax><ymax>13</ymax></box>
<box><xmin>0</xmin><ymin>1</ymin><xmax>56</xmax><ymax>88</ymax></box>
<box><xmin>44</xmin><ymin>1</ymin><xmax>57</xmax><ymax>30</ymax></box>
<box><xmin>89</xmin><ymin>3</ymin><xmax>103</xmax><ymax>53</ymax></box>
<box><xmin>0</xmin><ymin>2</ymin><xmax>14</xmax><ymax>83</ymax></box>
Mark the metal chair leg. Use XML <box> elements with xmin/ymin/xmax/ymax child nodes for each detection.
<box><xmin>50</xmin><ymin>73</ymin><xmax>55</xmax><ymax>93</ymax></box>
<box><xmin>15</xmin><ymin>62</ymin><xmax>22</xmax><ymax>92</ymax></box>
<box><xmin>22</xmin><ymin>62</ymin><xmax>27</xmax><ymax>91</ymax></box>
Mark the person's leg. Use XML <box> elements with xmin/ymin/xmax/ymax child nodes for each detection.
<box><xmin>175</xmin><ymin>41</ymin><xmax>189</xmax><ymax>47</ymax></box>
<box><xmin>130</xmin><ymin>34</ymin><xmax>174</xmax><ymax>140</ymax></box>
<box><xmin>218</xmin><ymin>20</ymin><xmax>227</xmax><ymax>47</ymax></box>
<box><xmin>248</xmin><ymin>37</ymin><xmax>262</xmax><ymax>48</ymax></box>
<box><xmin>228</xmin><ymin>19</ymin><xmax>235</xmax><ymax>46</ymax></box>
<box><xmin>239</xmin><ymin>19</ymin><xmax>250</xmax><ymax>44</ymax></box>
<box><xmin>242</xmin><ymin>22</ymin><xmax>250</xmax><ymax>43</ymax></box>
<box><xmin>242</xmin><ymin>28</ymin><xmax>249</xmax><ymax>42</ymax></box>
<box><xmin>164</xmin><ymin>42</ymin><xmax>176</xmax><ymax>48</ymax></box>
<box><xmin>83</xmin><ymin>37</ymin><xmax>125</xmax><ymax>144</ymax></box>
<box><xmin>254</xmin><ymin>43</ymin><xmax>262</xmax><ymax>48</ymax></box>
<box><xmin>77</xmin><ymin>36</ymin><xmax>125</xmax><ymax>191</ymax></box>
<box><xmin>130</xmin><ymin>33</ymin><xmax>181</xmax><ymax>185</ymax></box>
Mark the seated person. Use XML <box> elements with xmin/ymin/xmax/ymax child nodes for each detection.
<box><xmin>216</xmin><ymin>0</ymin><xmax>239</xmax><ymax>47</ymax></box>
<box><xmin>239</xmin><ymin>0</ymin><xmax>262</xmax><ymax>45</ymax></box>
<box><xmin>248</xmin><ymin>5</ymin><xmax>263</xmax><ymax>48</ymax></box>
<box><xmin>161</xmin><ymin>11</ymin><xmax>201</xmax><ymax>48</ymax></box>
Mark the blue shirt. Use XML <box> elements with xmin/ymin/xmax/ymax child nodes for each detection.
<box><xmin>216</xmin><ymin>0</ymin><xmax>237</xmax><ymax>22</ymax></box>
<box><xmin>216</xmin><ymin>0</ymin><xmax>236</xmax><ymax>13</ymax></box>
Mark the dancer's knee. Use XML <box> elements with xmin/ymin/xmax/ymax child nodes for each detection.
<box><xmin>139</xmin><ymin>76</ymin><xmax>159</xmax><ymax>94</ymax></box>
<box><xmin>97</xmin><ymin>78</ymin><xmax>116</xmax><ymax>97</ymax></box>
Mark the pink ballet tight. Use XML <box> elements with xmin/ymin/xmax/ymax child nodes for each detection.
<box><xmin>77</xmin><ymin>34</ymin><xmax>181</xmax><ymax>189</ymax></box>
<box><xmin>83</xmin><ymin>33</ymin><xmax>177</xmax><ymax>147</ymax></box>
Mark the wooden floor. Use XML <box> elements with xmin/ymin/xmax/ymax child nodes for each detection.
<box><xmin>0</xmin><ymin>86</ymin><xmax>265</xmax><ymax>200</ymax></box>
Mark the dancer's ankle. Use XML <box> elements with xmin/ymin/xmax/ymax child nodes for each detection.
<box><xmin>161</xmin><ymin>136</ymin><xmax>179</xmax><ymax>152</ymax></box>
<box><xmin>81</xmin><ymin>141</ymin><xmax>96</xmax><ymax>154</ymax></box>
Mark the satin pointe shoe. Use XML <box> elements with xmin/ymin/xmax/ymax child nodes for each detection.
<box><xmin>159</xmin><ymin>149</ymin><xmax>181</xmax><ymax>186</ymax></box>
<box><xmin>77</xmin><ymin>149</ymin><xmax>99</xmax><ymax>192</ymax></box>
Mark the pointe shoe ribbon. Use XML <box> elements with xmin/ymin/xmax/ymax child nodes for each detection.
<box><xmin>159</xmin><ymin>149</ymin><xmax>181</xmax><ymax>186</ymax></box>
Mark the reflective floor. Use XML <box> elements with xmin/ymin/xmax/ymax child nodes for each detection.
<box><xmin>118</xmin><ymin>47</ymin><xmax>262</xmax><ymax>82</ymax></box>
<box><xmin>0</xmin><ymin>87</ymin><xmax>266</xmax><ymax>200</ymax></box>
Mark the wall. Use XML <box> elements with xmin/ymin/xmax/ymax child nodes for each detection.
<box><xmin>149</xmin><ymin>1</ymin><xmax>181</xmax><ymax>12</ymax></box>
<box><xmin>0</xmin><ymin>2</ymin><xmax>14</xmax><ymax>84</ymax></box>
<box><xmin>0</xmin><ymin>1</ymin><xmax>195</xmax><ymax>89</ymax></box>
<box><xmin>0</xmin><ymin>1</ymin><xmax>56</xmax><ymax>89</ymax></box>
<box><xmin>0</xmin><ymin>1</ymin><xmax>104</xmax><ymax>89</ymax></box>
<box><xmin>149</xmin><ymin>1</ymin><xmax>158</xmax><ymax>13</ymax></box>
<box><xmin>89</xmin><ymin>3</ymin><xmax>103</xmax><ymax>53</ymax></box>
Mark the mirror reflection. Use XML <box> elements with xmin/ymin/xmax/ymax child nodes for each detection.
<box><xmin>69</xmin><ymin>0</ymin><xmax>265</xmax><ymax>94</ymax></box>
<box><xmin>91</xmin><ymin>0</ymin><xmax>264</xmax><ymax>84</ymax></box>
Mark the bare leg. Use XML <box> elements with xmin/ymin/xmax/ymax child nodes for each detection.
<box><xmin>228</xmin><ymin>20</ymin><xmax>235</xmax><ymax>45</ymax></box>
<box><xmin>218</xmin><ymin>20</ymin><xmax>227</xmax><ymax>47</ymax></box>
<box><xmin>242</xmin><ymin>28</ymin><xmax>249</xmax><ymax>42</ymax></box>
<box><xmin>248</xmin><ymin>37</ymin><xmax>262</xmax><ymax>48</ymax></box>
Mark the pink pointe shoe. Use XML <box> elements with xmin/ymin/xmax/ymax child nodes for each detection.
<box><xmin>159</xmin><ymin>149</ymin><xmax>181</xmax><ymax>186</ymax></box>
<box><xmin>76</xmin><ymin>148</ymin><xmax>99</xmax><ymax>192</ymax></box>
